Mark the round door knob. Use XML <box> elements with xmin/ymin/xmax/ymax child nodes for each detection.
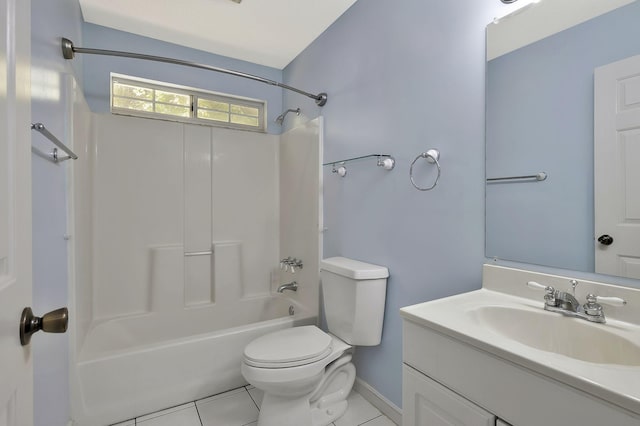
<box><xmin>20</xmin><ymin>307</ymin><xmax>68</xmax><ymax>346</ymax></box>
<box><xmin>597</xmin><ymin>235</ymin><xmax>614</xmax><ymax>246</ymax></box>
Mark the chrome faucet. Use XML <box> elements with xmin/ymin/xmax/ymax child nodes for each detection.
<box><xmin>277</xmin><ymin>281</ymin><xmax>298</xmax><ymax>293</ymax></box>
<box><xmin>280</xmin><ymin>257</ymin><xmax>303</xmax><ymax>273</ymax></box>
<box><xmin>554</xmin><ymin>290</ymin><xmax>581</xmax><ymax>312</ymax></box>
<box><xmin>526</xmin><ymin>280</ymin><xmax>627</xmax><ymax>324</ymax></box>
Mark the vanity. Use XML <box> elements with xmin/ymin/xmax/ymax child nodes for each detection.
<box><xmin>401</xmin><ymin>2</ymin><xmax>640</xmax><ymax>423</ymax></box>
<box><xmin>400</xmin><ymin>2</ymin><xmax>640</xmax><ymax>424</ymax></box>
<box><xmin>400</xmin><ymin>265</ymin><xmax>640</xmax><ymax>426</ymax></box>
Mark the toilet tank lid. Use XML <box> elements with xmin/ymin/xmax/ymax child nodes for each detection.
<box><xmin>320</xmin><ymin>257</ymin><xmax>389</xmax><ymax>280</ymax></box>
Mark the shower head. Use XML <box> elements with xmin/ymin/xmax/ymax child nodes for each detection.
<box><xmin>275</xmin><ymin>108</ymin><xmax>301</xmax><ymax>125</ymax></box>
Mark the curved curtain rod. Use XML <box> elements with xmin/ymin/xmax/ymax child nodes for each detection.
<box><xmin>61</xmin><ymin>37</ymin><xmax>327</xmax><ymax>106</ymax></box>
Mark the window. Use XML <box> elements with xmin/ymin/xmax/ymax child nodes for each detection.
<box><xmin>111</xmin><ymin>75</ymin><xmax>266</xmax><ymax>132</ymax></box>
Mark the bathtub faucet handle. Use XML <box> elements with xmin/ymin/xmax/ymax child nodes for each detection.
<box><xmin>290</xmin><ymin>258</ymin><xmax>303</xmax><ymax>273</ymax></box>
<box><xmin>280</xmin><ymin>257</ymin><xmax>293</xmax><ymax>271</ymax></box>
<box><xmin>280</xmin><ymin>257</ymin><xmax>303</xmax><ymax>273</ymax></box>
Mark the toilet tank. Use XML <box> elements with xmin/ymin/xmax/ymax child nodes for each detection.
<box><xmin>320</xmin><ymin>257</ymin><xmax>389</xmax><ymax>346</ymax></box>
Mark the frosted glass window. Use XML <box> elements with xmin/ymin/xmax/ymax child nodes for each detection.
<box><xmin>198</xmin><ymin>99</ymin><xmax>229</xmax><ymax>112</ymax></box>
<box><xmin>111</xmin><ymin>75</ymin><xmax>265</xmax><ymax>131</ymax></box>
<box><xmin>197</xmin><ymin>109</ymin><xmax>229</xmax><ymax>122</ymax></box>
<box><xmin>155</xmin><ymin>90</ymin><xmax>190</xmax><ymax>106</ymax></box>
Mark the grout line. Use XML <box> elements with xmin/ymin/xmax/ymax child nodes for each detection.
<box><xmin>196</xmin><ymin>386</ymin><xmax>247</xmax><ymax>405</ymax></box>
<box><xmin>135</xmin><ymin>402</ymin><xmax>196</xmax><ymax>423</ymax></box>
<box><xmin>245</xmin><ymin>386</ymin><xmax>260</xmax><ymax>411</ymax></box>
<box><xmin>359</xmin><ymin>414</ymin><xmax>383</xmax><ymax>425</ymax></box>
<box><xmin>194</xmin><ymin>400</ymin><xmax>204</xmax><ymax>426</ymax></box>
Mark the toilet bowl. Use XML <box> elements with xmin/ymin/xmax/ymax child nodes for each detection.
<box><xmin>241</xmin><ymin>326</ymin><xmax>355</xmax><ymax>426</ymax></box>
<box><xmin>241</xmin><ymin>257</ymin><xmax>388</xmax><ymax>426</ymax></box>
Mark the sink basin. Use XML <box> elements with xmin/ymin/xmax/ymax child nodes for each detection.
<box><xmin>401</xmin><ymin>270</ymin><xmax>640</xmax><ymax>417</ymax></box>
<box><xmin>468</xmin><ymin>306</ymin><xmax>640</xmax><ymax>366</ymax></box>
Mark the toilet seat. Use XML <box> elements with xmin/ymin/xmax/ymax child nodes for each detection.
<box><xmin>244</xmin><ymin>326</ymin><xmax>333</xmax><ymax>368</ymax></box>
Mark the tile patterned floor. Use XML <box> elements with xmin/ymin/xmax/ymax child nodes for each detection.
<box><xmin>111</xmin><ymin>387</ymin><xmax>396</xmax><ymax>426</ymax></box>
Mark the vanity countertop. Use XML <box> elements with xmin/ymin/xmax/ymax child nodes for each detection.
<box><xmin>400</xmin><ymin>265</ymin><xmax>640</xmax><ymax>416</ymax></box>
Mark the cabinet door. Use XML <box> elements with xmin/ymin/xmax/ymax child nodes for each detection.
<box><xmin>403</xmin><ymin>365</ymin><xmax>496</xmax><ymax>426</ymax></box>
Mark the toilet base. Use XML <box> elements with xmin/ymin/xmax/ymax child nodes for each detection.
<box><xmin>256</xmin><ymin>388</ymin><xmax>351</xmax><ymax>426</ymax></box>
<box><xmin>311</xmin><ymin>400</ymin><xmax>348</xmax><ymax>426</ymax></box>
<box><xmin>256</xmin><ymin>358</ymin><xmax>356</xmax><ymax>426</ymax></box>
<box><xmin>257</xmin><ymin>393</ymin><xmax>312</xmax><ymax>426</ymax></box>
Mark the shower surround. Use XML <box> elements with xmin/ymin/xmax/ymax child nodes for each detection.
<box><xmin>68</xmin><ymin>108</ymin><xmax>322</xmax><ymax>425</ymax></box>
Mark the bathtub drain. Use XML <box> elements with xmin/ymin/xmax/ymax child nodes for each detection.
<box><xmin>289</xmin><ymin>305</ymin><xmax>295</xmax><ymax>316</ymax></box>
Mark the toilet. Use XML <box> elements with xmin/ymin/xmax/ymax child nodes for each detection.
<box><xmin>241</xmin><ymin>256</ymin><xmax>389</xmax><ymax>426</ymax></box>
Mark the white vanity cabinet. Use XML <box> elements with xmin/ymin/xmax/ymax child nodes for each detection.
<box><xmin>403</xmin><ymin>363</ymin><xmax>495</xmax><ymax>426</ymax></box>
<box><xmin>401</xmin><ymin>318</ymin><xmax>640</xmax><ymax>426</ymax></box>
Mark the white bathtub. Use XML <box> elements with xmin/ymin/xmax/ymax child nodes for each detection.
<box><xmin>70</xmin><ymin>296</ymin><xmax>316</xmax><ymax>426</ymax></box>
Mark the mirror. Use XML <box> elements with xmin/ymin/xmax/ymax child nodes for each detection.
<box><xmin>486</xmin><ymin>0</ymin><xmax>640</xmax><ymax>280</ymax></box>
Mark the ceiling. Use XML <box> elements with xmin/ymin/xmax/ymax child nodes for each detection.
<box><xmin>78</xmin><ymin>0</ymin><xmax>359</xmax><ymax>70</ymax></box>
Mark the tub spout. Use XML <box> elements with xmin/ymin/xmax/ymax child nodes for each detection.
<box><xmin>277</xmin><ymin>281</ymin><xmax>298</xmax><ymax>293</ymax></box>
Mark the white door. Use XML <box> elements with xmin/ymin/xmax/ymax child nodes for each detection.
<box><xmin>595</xmin><ymin>54</ymin><xmax>640</xmax><ymax>279</ymax></box>
<box><xmin>0</xmin><ymin>0</ymin><xmax>33</xmax><ymax>424</ymax></box>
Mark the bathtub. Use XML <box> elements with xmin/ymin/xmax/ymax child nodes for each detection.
<box><xmin>70</xmin><ymin>295</ymin><xmax>316</xmax><ymax>426</ymax></box>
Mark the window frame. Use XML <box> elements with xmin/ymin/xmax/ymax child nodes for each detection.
<box><xmin>110</xmin><ymin>73</ymin><xmax>267</xmax><ymax>132</ymax></box>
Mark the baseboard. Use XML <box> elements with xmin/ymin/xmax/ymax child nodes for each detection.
<box><xmin>354</xmin><ymin>377</ymin><xmax>402</xmax><ymax>425</ymax></box>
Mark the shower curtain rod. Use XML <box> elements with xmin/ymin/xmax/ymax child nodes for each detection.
<box><xmin>61</xmin><ymin>38</ymin><xmax>328</xmax><ymax>106</ymax></box>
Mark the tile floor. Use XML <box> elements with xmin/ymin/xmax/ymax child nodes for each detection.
<box><xmin>112</xmin><ymin>386</ymin><xmax>397</xmax><ymax>426</ymax></box>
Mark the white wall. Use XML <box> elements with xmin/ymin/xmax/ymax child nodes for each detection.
<box><xmin>68</xmin><ymin>79</ymin><xmax>94</xmax><ymax>354</ymax></box>
<box><xmin>89</xmin><ymin>114</ymin><xmax>280</xmax><ymax>321</ymax></box>
<box><xmin>92</xmin><ymin>115</ymin><xmax>184</xmax><ymax>318</ymax></box>
<box><xmin>211</xmin><ymin>126</ymin><xmax>280</xmax><ymax>299</ymax></box>
<box><xmin>279</xmin><ymin>118</ymin><xmax>323</xmax><ymax>312</ymax></box>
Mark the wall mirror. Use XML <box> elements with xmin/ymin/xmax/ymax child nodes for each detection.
<box><xmin>485</xmin><ymin>0</ymin><xmax>640</xmax><ymax>281</ymax></box>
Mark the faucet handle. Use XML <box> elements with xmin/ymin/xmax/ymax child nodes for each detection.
<box><xmin>583</xmin><ymin>293</ymin><xmax>626</xmax><ymax>320</ymax></box>
<box><xmin>587</xmin><ymin>294</ymin><xmax>627</xmax><ymax>307</ymax></box>
<box><xmin>526</xmin><ymin>281</ymin><xmax>557</xmax><ymax>307</ymax></box>
<box><xmin>280</xmin><ymin>257</ymin><xmax>290</xmax><ymax>270</ymax></box>
<box><xmin>527</xmin><ymin>281</ymin><xmax>545</xmax><ymax>290</ymax></box>
<box><xmin>526</xmin><ymin>281</ymin><xmax>555</xmax><ymax>293</ymax></box>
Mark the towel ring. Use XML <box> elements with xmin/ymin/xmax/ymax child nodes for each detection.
<box><xmin>410</xmin><ymin>149</ymin><xmax>441</xmax><ymax>191</ymax></box>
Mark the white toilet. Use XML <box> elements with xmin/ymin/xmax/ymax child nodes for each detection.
<box><xmin>241</xmin><ymin>256</ymin><xmax>389</xmax><ymax>426</ymax></box>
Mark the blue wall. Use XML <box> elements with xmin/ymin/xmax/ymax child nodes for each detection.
<box><xmin>284</xmin><ymin>0</ymin><xmax>508</xmax><ymax>407</ymax></box>
<box><xmin>486</xmin><ymin>1</ymin><xmax>640</xmax><ymax>272</ymax></box>
<box><xmin>27</xmin><ymin>0</ymin><xmax>531</xmax><ymax>419</ymax></box>
<box><xmin>31</xmin><ymin>1</ymin><xmax>84</xmax><ymax>425</ymax></box>
<box><xmin>82</xmin><ymin>23</ymin><xmax>285</xmax><ymax>134</ymax></box>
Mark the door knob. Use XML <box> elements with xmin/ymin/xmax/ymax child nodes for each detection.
<box><xmin>597</xmin><ymin>235</ymin><xmax>614</xmax><ymax>246</ymax></box>
<box><xmin>20</xmin><ymin>307</ymin><xmax>68</xmax><ymax>346</ymax></box>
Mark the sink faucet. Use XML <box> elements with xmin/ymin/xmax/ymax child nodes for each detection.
<box><xmin>554</xmin><ymin>290</ymin><xmax>581</xmax><ymax>312</ymax></box>
<box><xmin>551</xmin><ymin>279</ymin><xmax>580</xmax><ymax>311</ymax></box>
<box><xmin>526</xmin><ymin>280</ymin><xmax>626</xmax><ymax>324</ymax></box>
<box><xmin>277</xmin><ymin>281</ymin><xmax>298</xmax><ymax>293</ymax></box>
